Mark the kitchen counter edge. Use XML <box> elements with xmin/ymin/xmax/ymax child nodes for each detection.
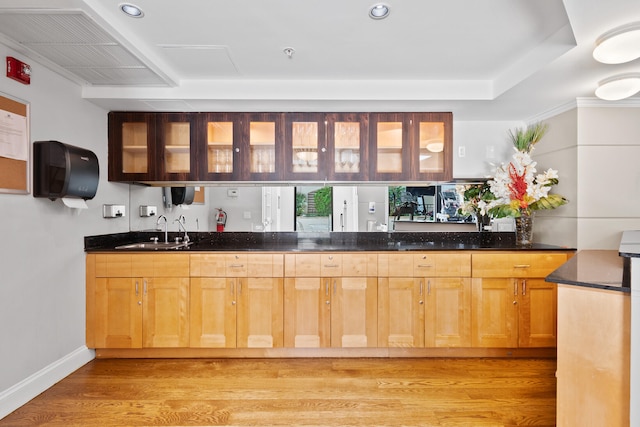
<box><xmin>85</xmin><ymin>231</ymin><xmax>575</xmax><ymax>253</ymax></box>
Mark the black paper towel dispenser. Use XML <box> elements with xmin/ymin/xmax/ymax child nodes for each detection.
<box><xmin>33</xmin><ymin>141</ymin><xmax>99</xmax><ymax>200</ymax></box>
<box><xmin>171</xmin><ymin>186</ymin><xmax>195</xmax><ymax>205</ymax></box>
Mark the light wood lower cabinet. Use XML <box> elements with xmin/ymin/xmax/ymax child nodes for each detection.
<box><xmin>471</xmin><ymin>253</ymin><xmax>567</xmax><ymax>348</ymax></box>
<box><xmin>87</xmin><ymin>253</ymin><xmax>189</xmax><ymax>348</ymax></box>
<box><xmin>377</xmin><ymin>253</ymin><xmax>471</xmax><ymax>348</ymax></box>
<box><xmin>283</xmin><ymin>253</ymin><xmax>378</xmax><ymax>348</ymax></box>
<box><xmin>190</xmin><ymin>253</ymin><xmax>284</xmax><ymax>348</ymax></box>
<box><xmin>87</xmin><ymin>250</ymin><xmax>571</xmax><ymax>354</ymax></box>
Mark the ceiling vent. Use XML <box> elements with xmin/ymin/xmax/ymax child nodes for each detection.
<box><xmin>0</xmin><ymin>10</ymin><xmax>171</xmax><ymax>86</ymax></box>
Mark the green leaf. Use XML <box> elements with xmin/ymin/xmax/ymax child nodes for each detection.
<box><xmin>508</xmin><ymin>122</ymin><xmax>549</xmax><ymax>152</ymax></box>
<box><xmin>529</xmin><ymin>194</ymin><xmax>568</xmax><ymax>211</ymax></box>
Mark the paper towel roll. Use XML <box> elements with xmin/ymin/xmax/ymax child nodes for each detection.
<box><xmin>62</xmin><ymin>197</ymin><xmax>88</xmax><ymax>209</ymax></box>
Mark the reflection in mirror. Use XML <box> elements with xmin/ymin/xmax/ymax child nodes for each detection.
<box><xmin>296</xmin><ymin>186</ymin><xmax>332</xmax><ymax>232</ymax></box>
<box><xmin>127</xmin><ymin>183</ymin><xmax>483</xmax><ymax>233</ymax></box>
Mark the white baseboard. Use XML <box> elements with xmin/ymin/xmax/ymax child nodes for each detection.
<box><xmin>0</xmin><ymin>346</ymin><xmax>95</xmax><ymax>419</ymax></box>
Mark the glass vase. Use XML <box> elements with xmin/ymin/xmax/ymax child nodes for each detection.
<box><xmin>515</xmin><ymin>211</ymin><xmax>534</xmax><ymax>246</ymax></box>
<box><xmin>476</xmin><ymin>213</ymin><xmax>490</xmax><ymax>232</ymax></box>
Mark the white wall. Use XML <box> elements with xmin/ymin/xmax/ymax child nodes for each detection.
<box><xmin>453</xmin><ymin>121</ymin><xmax>523</xmax><ymax>179</ymax></box>
<box><xmin>576</xmin><ymin>106</ymin><xmax>640</xmax><ymax>249</ymax></box>
<box><xmin>536</xmin><ymin>105</ymin><xmax>640</xmax><ymax>250</ymax></box>
<box><xmin>0</xmin><ymin>46</ymin><xmax>129</xmax><ymax>417</ymax></box>
<box><xmin>534</xmin><ymin>109</ymin><xmax>578</xmax><ymax>248</ymax></box>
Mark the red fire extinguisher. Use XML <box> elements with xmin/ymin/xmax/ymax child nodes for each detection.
<box><xmin>215</xmin><ymin>208</ymin><xmax>227</xmax><ymax>232</ymax></box>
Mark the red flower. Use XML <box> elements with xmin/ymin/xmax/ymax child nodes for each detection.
<box><xmin>508</xmin><ymin>163</ymin><xmax>529</xmax><ymax>209</ymax></box>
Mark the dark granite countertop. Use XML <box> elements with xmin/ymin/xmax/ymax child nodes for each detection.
<box><xmin>546</xmin><ymin>250</ymin><xmax>630</xmax><ymax>293</ymax></box>
<box><xmin>85</xmin><ymin>231</ymin><xmax>574</xmax><ymax>253</ymax></box>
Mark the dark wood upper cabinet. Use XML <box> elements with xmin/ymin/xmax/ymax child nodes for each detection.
<box><xmin>284</xmin><ymin>112</ymin><xmax>328</xmax><ymax>181</ymax></box>
<box><xmin>157</xmin><ymin>113</ymin><xmax>198</xmax><ymax>181</ymax></box>
<box><xmin>411</xmin><ymin>112</ymin><xmax>453</xmax><ymax>182</ymax></box>
<box><xmin>108</xmin><ymin>111</ymin><xmax>451</xmax><ymax>183</ymax></box>
<box><xmin>370</xmin><ymin>112</ymin><xmax>452</xmax><ymax>182</ymax></box>
<box><xmin>108</xmin><ymin>111</ymin><xmax>159</xmax><ymax>182</ymax></box>
<box><xmin>325</xmin><ymin>113</ymin><xmax>369</xmax><ymax>182</ymax></box>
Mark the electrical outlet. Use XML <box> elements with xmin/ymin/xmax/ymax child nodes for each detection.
<box><xmin>458</xmin><ymin>146</ymin><xmax>466</xmax><ymax>157</ymax></box>
<box><xmin>243</xmin><ymin>211</ymin><xmax>251</xmax><ymax>219</ymax></box>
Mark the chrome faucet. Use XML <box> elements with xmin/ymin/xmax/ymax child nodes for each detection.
<box><xmin>174</xmin><ymin>215</ymin><xmax>189</xmax><ymax>243</ymax></box>
<box><xmin>156</xmin><ymin>215</ymin><xmax>168</xmax><ymax>243</ymax></box>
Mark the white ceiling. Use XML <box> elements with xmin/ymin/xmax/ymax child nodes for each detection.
<box><xmin>0</xmin><ymin>0</ymin><xmax>639</xmax><ymax>120</ymax></box>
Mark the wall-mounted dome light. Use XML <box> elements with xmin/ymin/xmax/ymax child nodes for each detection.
<box><xmin>369</xmin><ymin>4</ymin><xmax>390</xmax><ymax>20</ymax></box>
<box><xmin>120</xmin><ymin>3</ymin><xmax>144</xmax><ymax>18</ymax></box>
<box><xmin>593</xmin><ymin>22</ymin><xmax>640</xmax><ymax>64</ymax></box>
<box><xmin>595</xmin><ymin>74</ymin><xmax>640</xmax><ymax>100</ymax></box>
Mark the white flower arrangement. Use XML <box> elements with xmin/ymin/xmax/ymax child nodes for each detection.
<box><xmin>486</xmin><ymin>123</ymin><xmax>567</xmax><ymax>218</ymax></box>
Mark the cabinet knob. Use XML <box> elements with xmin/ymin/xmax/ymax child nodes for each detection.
<box><xmin>513</xmin><ymin>300</ymin><xmax>517</xmax><ymax>305</ymax></box>
<box><xmin>235</xmin><ymin>147</ymin><xmax>240</xmax><ymax>153</ymax></box>
<box><xmin>138</xmin><ymin>301</ymin><xmax>142</xmax><ymax>306</ymax></box>
<box><xmin>419</xmin><ymin>300</ymin><xmax>423</xmax><ymax>305</ymax></box>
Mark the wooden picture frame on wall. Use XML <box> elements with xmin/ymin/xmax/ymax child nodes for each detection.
<box><xmin>0</xmin><ymin>92</ymin><xmax>30</xmax><ymax>194</ymax></box>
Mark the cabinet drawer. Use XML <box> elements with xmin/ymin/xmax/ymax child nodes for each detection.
<box><xmin>284</xmin><ymin>253</ymin><xmax>321</xmax><ymax>277</ymax></box>
<box><xmin>472</xmin><ymin>253</ymin><xmax>568</xmax><ymax>278</ymax></box>
<box><xmin>246</xmin><ymin>254</ymin><xmax>284</xmax><ymax>277</ymax></box>
<box><xmin>379</xmin><ymin>252</ymin><xmax>471</xmax><ymax>277</ymax></box>
<box><xmin>95</xmin><ymin>254</ymin><xmax>133</xmax><ymax>277</ymax></box>
<box><xmin>342</xmin><ymin>253</ymin><xmax>378</xmax><ymax>277</ymax></box>
<box><xmin>95</xmin><ymin>254</ymin><xmax>189</xmax><ymax>277</ymax></box>
<box><xmin>190</xmin><ymin>253</ymin><xmax>226</xmax><ymax>277</ymax></box>
<box><xmin>378</xmin><ymin>253</ymin><xmax>414</xmax><ymax>277</ymax></box>
<box><xmin>413</xmin><ymin>253</ymin><xmax>470</xmax><ymax>277</ymax></box>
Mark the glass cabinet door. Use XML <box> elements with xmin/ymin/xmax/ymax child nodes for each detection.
<box><xmin>201</xmin><ymin>113</ymin><xmax>239</xmax><ymax>180</ymax></box>
<box><xmin>413</xmin><ymin>113</ymin><xmax>452</xmax><ymax>181</ymax></box>
<box><xmin>108</xmin><ymin>112</ymin><xmax>157</xmax><ymax>182</ymax></box>
<box><xmin>370</xmin><ymin>113</ymin><xmax>409</xmax><ymax>180</ymax></box>
<box><xmin>326</xmin><ymin>113</ymin><xmax>368</xmax><ymax>180</ymax></box>
<box><xmin>244</xmin><ymin>113</ymin><xmax>283</xmax><ymax>180</ymax></box>
<box><xmin>285</xmin><ymin>113</ymin><xmax>327</xmax><ymax>180</ymax></box>
<box><xmin>206</xmin><ymin>115</ymin><xmax>236</xmax><ymax>177</ymax></box>
<box><xmin>159</xmin><ymin>113</ymin><xmax>197</xmax><ymax>180</ymax></box>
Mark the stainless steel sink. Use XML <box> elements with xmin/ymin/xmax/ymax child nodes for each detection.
<box><xmin>115</xmin><ymin>241</ymin><xmax>193</xmax><ymax>250</ymax></box>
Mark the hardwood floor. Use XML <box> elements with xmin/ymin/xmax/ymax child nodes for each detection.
<box><xmin>1</xmin><ymin>358</ymin><xmax>556</xmax><ymax>426</ymax></box>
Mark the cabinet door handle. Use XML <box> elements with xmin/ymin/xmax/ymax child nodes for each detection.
<box><xmin>522</xmin><ymin>280</ymin><xmax>526</xmax><ymax>296</ymax></box>
<box><xmin>230</xmin><ymin>264</ymin><xmax>244</xmax><ymax>268</ymax></box>
<box><xmin>333</xmin><ymin>280</ymin><xmax>337</xmax><ymax>296</ymax></box>
<box><xmin>231</xmin><ymin>282</ymin><xmax>235</xmax><ymax>296</ymax></box>
<box><xmin>238</xmin><ymin>280</ymin><xmax>242</xmax><ymax>295</ymax></box>
<box><xmin>143</xmin><ymin>280</ymin><xmax>147</xmax><ymax>295</ymax></box>
<box><xmin>427</xmin><ymin>280</ymin><xmax>431</xmax><ymax>296</ymax></box>
<box><xmin>513</xmin><ymin>264</ymin><xmax>530</xmax><ymax>269</ymax></box>
<box><xmin>325</xmin><ymin>280</ymin><xmax>329</xmax><ymax>296</ymax></box>
<box><xmin>419</xmin><ymin>280</ymin><xmax>423</xmax><ymax>296</ymax></box>
<box><xmin>324</xmin><ymin>264</ymin><xmax>339</xmax><ymax>268</ymax></box>
<box><xmin>513</xmin><ymin>280</ymin><xmax>518</xmax><ymax>296</ymax></box>
<box><xmin>135</xmin><ymin>281</ymin><xmax>139</xmax><ymax>296</ymax></box>
<box><xmin>417</xmin><ymin>264</ymin><xmax>433</xmax><ymax>268</ymax></box>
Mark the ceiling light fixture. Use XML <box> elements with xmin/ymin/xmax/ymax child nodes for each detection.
<box><xmin>595</xmin><ymin>74</ymin><xmax>640</xmax><ymax>100</ymax></box>
<box><xmin>369</xmin><ymin>4</ymin><xmax>390</xmax><ymax>20</ymax></box>
<box><xmin>120</xmin><ymin>3</ymin><xmax>144</xmax><ymax>18</ymax></box>
<box><xmin>424</xmin><ymin>139</ymin><xmax>444</xmax><ymax>153</ymax></box>
<box><xmin>593</xmin><ymin>22</ymin><xmax>640</xmax><ymax>64</ymax></box>
<box><xmin>283</xmin><ymin>47</ymin><xmax>295</xmax><ymax>59</ymax></box>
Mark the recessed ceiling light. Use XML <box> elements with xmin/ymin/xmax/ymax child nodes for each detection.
<box><xmin>593</xmin><ymin>22</ymin><xmax>640</xmax><ymax>64</ymax></box>
<box><xmin>595</xmin><ymin>74</ymin><xmax>640</xmax><ymax>100</ymax></box>
<box><xmin>120</xmin><ymin>3</ymin><xmax>144</xmax><ymax>18</ymax></box>
<box><xmin>369</xmin><ymin>4</ymin><xmax>390</xmax><ymax>20</ymax></box>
